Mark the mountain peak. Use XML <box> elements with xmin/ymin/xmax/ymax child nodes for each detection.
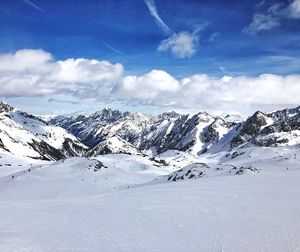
<box><xmin>92</xmin><ymin>108</ymin><xmax>129</xmax><ymax>122</ymax></box>
<box><xmin>0</xmin><ymin>101</ymin><xmax>14</xmax><ymax>113</ymax></box>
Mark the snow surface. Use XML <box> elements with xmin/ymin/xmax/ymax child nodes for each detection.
<box><xmin>0</xmin><ymin>148</ymin><xmax>300</xmax><ymax>251</ymax></box>
<box><xmin>0</xmin><ymin>151</ymin><xmax>48</xmax><ymax>179</ymax></box>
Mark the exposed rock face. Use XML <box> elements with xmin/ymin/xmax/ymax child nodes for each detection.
<box><xmin>229</xmin><ymin>107</ymin><xmax>300</xmax><ymax>148</ymax></box>
<box><xmin>165</xmin><ymin>163</ymin><xmax>209</xmax><ymax>182</ymax></box>
<box><xmin>0</xmin><ymin>101</ymin><xmax>14</xmax><ymax>113</ymax></box>
<box><xmin>202</xmin><ymin>118</ymin><xmax>229</xmax><ymax>144</ymax></box>
<box><xmin>28</xmin><ymin>139</ymin><xmax>66</xmax><ymax>160</ymax></box>
<box><xmin>230</xmin><ymin>111</ymin><xmax>269</xmax><ymax>148</ymax></box>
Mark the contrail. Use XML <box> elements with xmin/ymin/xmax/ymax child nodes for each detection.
<box><xmin>144</xmin><ymin>0</ymin><xmax>172</xmax><ymax>35</ymax></box>
<box><xmin>103</xmin><ymin>42</ymin><xmax>125</xmax><ymax>56</ymax></box>
<box><xmin>21</xmin><ymin>0</ymin><xmax>45</xmax><ymax>13</ymax></box>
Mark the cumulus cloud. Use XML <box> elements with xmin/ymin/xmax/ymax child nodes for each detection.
<box><xmin>176</xmin><ymin>74</ymin><xmax>300</xmax><ymax>113</ymax></box>
<box><xmin>51</xmin><ymin>58</ymin><xmax>123</xmax><ymax>83</ymax></box>
<box><xmin>244</xmin><ymin>0</ymin><xmax>300</xmax><ymax>35</ymax></box>
<box><xmin>158</xmin><ymin>29</ymin><xmax>200</xmax><ymax>58</ymax></box>
<box><xmin>0</xmin><ymin>49</ymin><xmax>52</xmax><ymax>72</ymax></box>
<box><xmin>114</xmin><ymin>70</ymin><xmax>180</xmax><ymax>106</ymax></box>
<box><xmin>0</xmin><ymin>49</ymin><xmax>123</xmax><ymax>98</ymax></box>
<box><xmin>1</xmin><ymin>49</ymin><xmax>300</xmax><ymax>115</ymax></box>
<box><xmin>115</xmin><ymin>71</ymin><xmax>300</xmax><ymax>114</ymax></box>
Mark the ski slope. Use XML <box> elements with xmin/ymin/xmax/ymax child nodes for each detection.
<box><xmin>0</xmin><ymin>148</ymin><xmax>299</xmax><ymax>251</ymax></box>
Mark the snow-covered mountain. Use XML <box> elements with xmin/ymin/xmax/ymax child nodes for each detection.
<box><xmin>3</xmin><ymin>100</ymin><xmax>300</xmax><ymax>160</ymax></box>
<box><xmin>0</xmin><ymin>101</ymin><xmax>88</xmax><ymax>160</ymax></box>
<box><xmin>228</xmin><ymin>107</ymin><xmax>300</xmax><ymax>149</ymax></box>
<box><xmin>51</xmin><ymin>105</ymin><xmax>300</xmax><ymax>156</ymax></box>
<box><xmin>86</xmin><ymin>136</ymin><xmax>142</xmax><ymax>156</ymax></box>
<box><xmin>51</xmin><ymin>108</ymin><xmax>130</xmax><ymax>147</ymax></box>
<box><xmin>50</xmin><ymin>109</ymin><xmax>233</xmax><ymax>155</ymax></box>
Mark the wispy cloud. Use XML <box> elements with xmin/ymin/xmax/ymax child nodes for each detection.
<box><xmin>244</xmin><ymin>0</ymin><xmax>300</xmax><ymax>35</ymax></box>
<box><xmin>143</xmin><ymin>0</ymin><xmax>207</xmax><ymax>59</ymax></box>
<box><xmin>103</xmin><ymin>42</ymin><xmax>125</xmax><ymax>56</ymax></box>
<box><xmin>243</xmin><ymin>13</ymin><xmax>280</xmax><ymax>35</ymax></box>
<box><xmin>144</xmin><ymin>0</ymin><xmax>172</xmax><ymax>35</ymax></box>
<box><xmin>21</xmin><ymin>0</ymin><xmax>45</xmax><ymax>13</ymax></box>
<box><xmin>54</xmin><ymin>37</ymin><xmax>67</xmax><ymax>42</ymax></box>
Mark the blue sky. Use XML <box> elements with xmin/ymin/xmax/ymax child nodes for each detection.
<box><xmin>0</xmin><ymin>0</ymin><xmax>300</xmax><ymax>115</ymax></box>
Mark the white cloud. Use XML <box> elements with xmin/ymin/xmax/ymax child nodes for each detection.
<box><xmin>0</xmin><ymin>49</ymin><xmax>52</xmax><ymax>72</ymax></box>
<box><xmin>158</xmin><ymin>30</ymin><xmax>200</xmax><ymax>58</ymax></box>
<box><xmin>244</xmin><ymin>0</ymin><xmax>300</xmax><ymax>34</ymax></box>
<box><xmin>114</xmin><ymin>71</ymin><xmax>300</xmax><ymax>115</ymax></box>
<box><xmin>0</xmin><ymin>49</ymin><xmax>123</xmax><ymax>98</ymax></box>
<box><xmin>1</xmin><ymin>49</ymin><xmax>300</xmax><ymax>115</ymax></box>
<box><xmin>176</xmin><ymin>73</ymin><xmax>300</xmax><ymax>114</ymax></box>
<box><xmin>143</xmin><ymin>0</ymin><xmax>205</xmax><ymax>59</ymax></box>
<box><xmin>51</xmin><ymin>58</ymin><xmax>123</xmax><ymax>83</ymax></box>
<box><xmin>115</xmin><ymin>70</ymin><xmax>180</xmax><ymax>106</ymax></box>
<box><xmin>288</xmin><ymin>0</ymin><xmax>300</xmax><ymax>18</ymax></box>
<box><xmin>243</xmin><ymin>13</ymin><xmax>280</xmax><ymax>34</ymax></box>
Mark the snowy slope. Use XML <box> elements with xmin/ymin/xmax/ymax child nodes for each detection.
<box><xmin>0</xmin><ymin>154</ymin><xmax>172</xmax><ymax>200</ymax></box>
<box><xmin>0</xmin><ymin>101</ymin><xmax>88</xmax><ymax>160</ymax></box>
<box><xmin>0</xmin><ymin>147</ymin><xmax>299</xmax><ymax>251</ymax></box>
<box><xmin>0</xmin><ymin>150</ymin><xmax>48</xmax><ymax>179</ymax></box>
<box><xmin>86</xmin><ymin>136</ymin><xmax>142</xmax><ymax>156</ymax></box>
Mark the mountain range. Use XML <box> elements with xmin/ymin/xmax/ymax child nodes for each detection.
<box><xmin>50</xmin><ymin>104</ymin><xmax>300</xmax><ymax>158</ymax></box>
<box><xmin>1</xmin><ymin>100</ymin><xmax>300</xmax><ymax>160</ymax></box>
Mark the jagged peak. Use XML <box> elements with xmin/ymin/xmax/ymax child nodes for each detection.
<box><xmin>243</xmin><ymin>111</ymin><xmax>269</xmax><ymax>126</ymax></box>
<box><xmin>268</xmin><ymin>105</ymin><xmax>300</xmax><ymax>120</ymax></box>
<box><xmin>192</xmin><ymin>111</ymin><xmax>214</xmax><ymax>122</ymax></box>
<box><xmin>212</xmin><ymin>117</ymin><xmax>228</xmax><ymax>126</ymax></box>
<box><xmin>0</xmin><ymin>101</ymin><xmax>14</xmax><ymax>113</ymax></box>
<box><xmin>156</xmin><ymin>111</ymin><xmax>180</xmax><ymax>120</ymax></box>
<box><xmin>90</xmin><ymin>107</ymin><xmax>129</xmax><ymax>122</ymax></box>
<box><xmin>252</xmin><ymin>111</ymin><xmax>266</xmax><ymax>117</ymax></box>
<box><xmin>223</xmin><ymin>114</ymin><xmax>244</xmax><ymax>123</ymax></box>
<box><xmin>130</xmin><ymin>112</ymin><xmax>152</xmax><ymax>120</ymax></box>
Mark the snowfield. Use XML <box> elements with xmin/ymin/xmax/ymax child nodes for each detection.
<box><xmin>0</xmin><ymin>147</ymin><xmax>300</xmax><ymax>251</ymax></box>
